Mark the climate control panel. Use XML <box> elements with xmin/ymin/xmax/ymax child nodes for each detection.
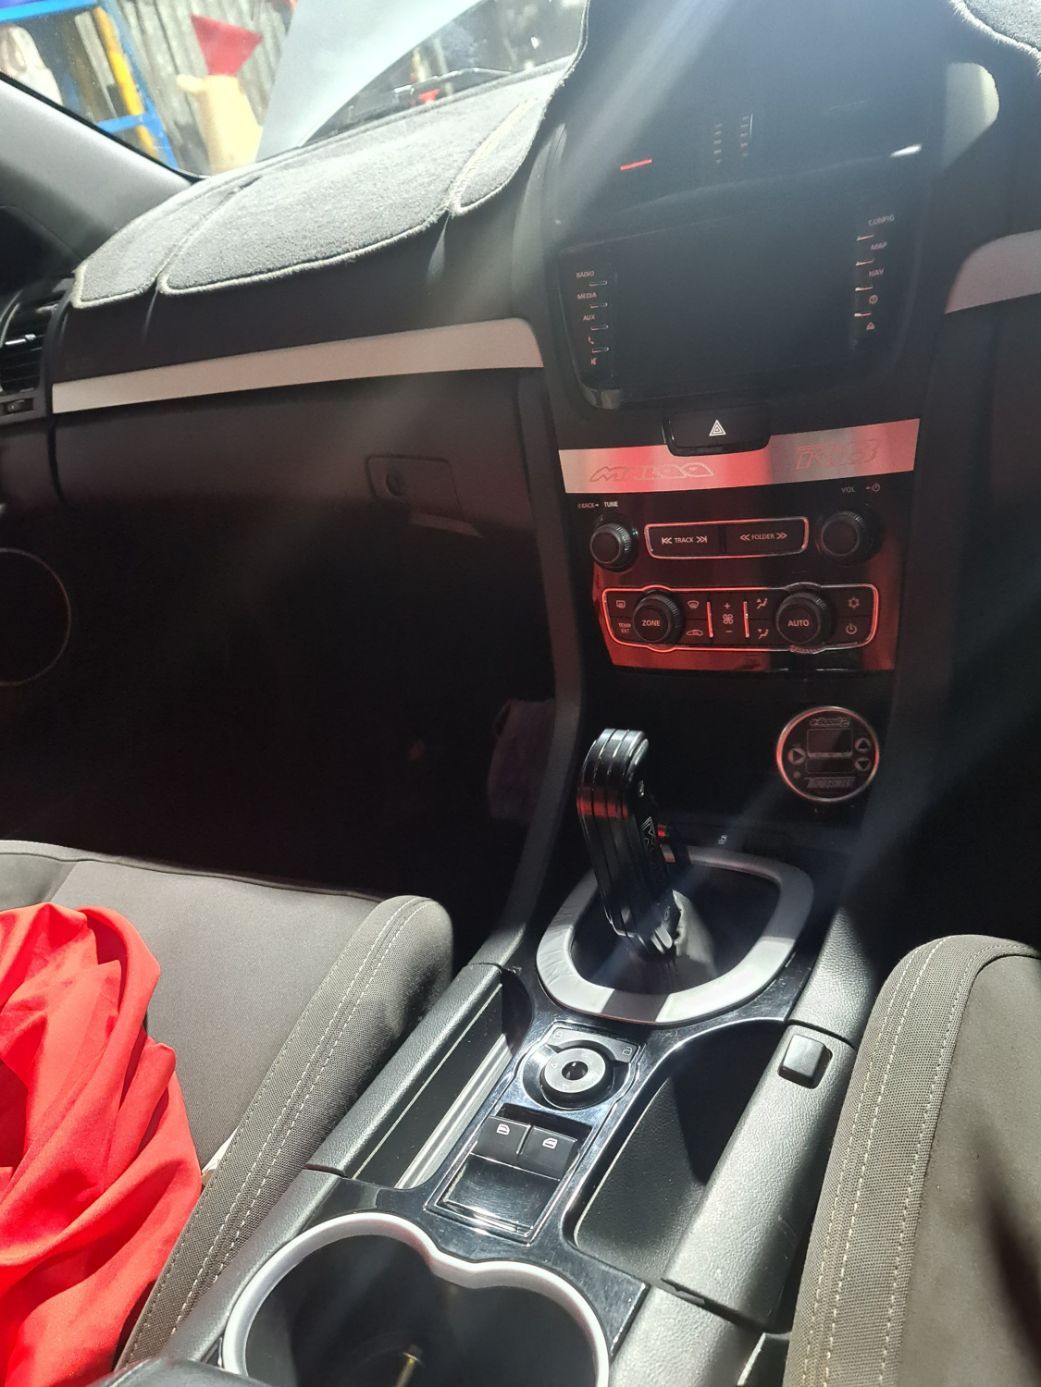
<box><xmin>604</xmin><ymin>583</ymin><xmax>878</xmax><ymax>653</ymax></box>
<box><xmin>574</xmin><ymin>461</ymin><xmax>910</xmax><ymax>673</ymax></box>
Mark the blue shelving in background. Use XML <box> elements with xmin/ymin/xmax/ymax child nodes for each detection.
<box><xmin>1</xmin><ymin>0</ymin><xmax>174</xmax><ymax>165</ymax></box>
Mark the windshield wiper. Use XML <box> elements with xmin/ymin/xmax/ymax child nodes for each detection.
<box><xmin>313</xmin><ymin>67</ymin><xmax>512</xmax><ymax>141</ymax></box>
<box><xmin>401</xmin><ymin>66</ymin><xmax>510</xmax><ymax>99</ymax></box>
<box><xmin>261</xmin><ymin>0</ymin><xmax>514</xmax><ymax>157</ymax></box>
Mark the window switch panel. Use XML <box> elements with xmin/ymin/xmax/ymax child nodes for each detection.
<box><xmin>473</xmin><ymin>1116</ymin><xmax>530</xmax><ymax>1163</ymax></box>
<box><xmin>516</xmin><ymin>1126</ymin><xmax>579</xmax><ymax>1180</ymax></box>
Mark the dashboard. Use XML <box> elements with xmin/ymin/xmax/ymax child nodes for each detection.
<box><xmin>0</xmin><ymin>0</ymin><xmax>1029</xmax><ymax>818</ymax></box>
<box><xmin>519</xmin><ymin>0</ymin><xmax>972</xmax><ymax>809</ymax></box>
<box><xmin>3</xmin><ymin>9</ymin><xmax>1040</xmax><ymax>1379</ymax></box>
<box><xmin>553</xmin><ymin>0</ymin><xmax>932</xmax><ymax>408</ymax></box>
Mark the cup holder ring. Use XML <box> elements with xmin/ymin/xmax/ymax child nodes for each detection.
<box><xmin>222</xmin><ymin>1211</ymin><xmax>610</xmax><ymax>1387</ymax></box>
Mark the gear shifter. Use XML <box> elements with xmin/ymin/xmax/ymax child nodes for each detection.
<box><xmin>577</xmin><ymin>729</ymin><xmax>682</xmax><ymax>956</ymax></box>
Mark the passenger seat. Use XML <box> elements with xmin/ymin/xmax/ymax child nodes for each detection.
<box><xmin>0</xmin><ymin>840</ymin><xmax>452</xmax><ymax>1362</ymax></box>
<box><xmin>787</xmin><ymin>934</ymin><xmax>1041</xmax><ymax>1387</ymax></box>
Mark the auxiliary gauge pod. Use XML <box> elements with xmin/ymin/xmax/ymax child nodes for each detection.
<box><xmin>577</xmin><ymin>728</ymin><xmax>683</xmax><ymax>957</ymax></box>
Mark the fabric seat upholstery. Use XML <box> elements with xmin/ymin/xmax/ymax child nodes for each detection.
<box><xmin>0</xmin><ymin>839</ymin><xmax>453</xmax><ymax>1361</ymax></box>
<box><xmin>787</xmin><ymin>934</ymin><xmax>1041</xmax><ymax>1387</ymax></box>
<box><xmin>0</xmin><ymin>840</ymin><xmax>450</xmax><ymax>1164</ymax></box>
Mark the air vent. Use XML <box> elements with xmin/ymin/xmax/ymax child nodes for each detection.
<box><xmin>0</xmin><ymin>285</ymin><xmax>63</xmax><ymax>397</ymax></box>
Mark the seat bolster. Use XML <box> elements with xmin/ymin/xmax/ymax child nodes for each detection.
<box><xmin>119</xmin><ymin>894</ymin><xmax>452</xmax><ymax>1365</ymax></box>
<box><xmin>786</xmin><ymin>934</ymin><xmax>1039</xmax><ymax>1387</ymax></box>
<box><xmin>97</xmin><ymin>1361</ymin><xmax>264</xmax><ymax>1387</ymax></box>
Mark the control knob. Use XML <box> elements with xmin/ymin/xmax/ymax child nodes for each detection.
<box><xmin>776</xmin><ymin>592</ymin><xmax>832</xmax><ymax>648</ymax></box>
<box><xmin>819</xmin><ymin>511</ymin><xmax>878</xmax><ymax>563</ymax></box>
<box><xmin>589</xmin><ymin>522</ymin><xmax>635</xmax><ymax>571</ymax></box>
<box><xmin>632</xmin><ymin>592</ymin><xmax>683</xmax><ymax>645</ymax></box>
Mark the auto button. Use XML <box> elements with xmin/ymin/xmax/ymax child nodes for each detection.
<box><xmin>776</xmin><ymin>592</ymin><xmax>831</xmax><ymax>647</ymax></box>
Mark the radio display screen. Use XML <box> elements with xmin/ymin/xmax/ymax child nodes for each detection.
<box><xmin>559</xmin><ymin>163</ymin><xmax>914</xmax><ymax>404</ymax></box>
<box><xmin>612</xmin><ymin>209</ymin><xmax>851</xmax><ymax>396</ymax></box>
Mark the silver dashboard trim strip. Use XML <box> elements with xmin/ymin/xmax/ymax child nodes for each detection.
<box><xmin>946</xmin><ymin>230</ymin><xmax>1041</xmax><ymax>314</ymax></box>
<box><xmin>51</xmin><ymin>318</ymin><xmax>544</xmax><ymax>414</ymax></box>
<box><xmin>559</xmin><ymin>418</ymin><xmax>920</xmax><ymax>495</ymax></box>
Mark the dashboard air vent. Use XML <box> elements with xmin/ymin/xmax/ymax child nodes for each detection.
<box><xmin>0</xmin><ymin>285</ymin><xmax>63</xmax><ymax>397</ymax></box>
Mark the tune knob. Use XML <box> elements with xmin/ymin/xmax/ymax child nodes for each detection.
<box><xmin>632</xmin><ymin>592</ymin><xmax>683</xmax><ymax>645</ymax></box>
<box><xmin>776</xmin><ymin>591</ymin><xmax>832</xmax><ymax>647</ymax></box>
<box><xmin>589</xmin><ymin>522</ymin><xmax>635</xmax><ymax>571</ymax></box>
<box><xmin>819</xmin><ymin>511</ymin><xmax>878</xmax><ymax>562</ymax></box>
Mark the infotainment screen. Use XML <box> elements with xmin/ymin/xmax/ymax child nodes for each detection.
<box><xmin>561</xmin><ymin>175</ymin><xmax>907</xmax><ymax>403</ymax></box>
<box><xmin>614</xmin><ymin>211</ymin><xmax>849</xmax><ymax>394</ymax></box>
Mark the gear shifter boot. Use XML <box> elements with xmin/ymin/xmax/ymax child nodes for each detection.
<box><xmin>577</xmin><ymin>729</ymin><xmax>682</xmax><ymax>956</ymax></box>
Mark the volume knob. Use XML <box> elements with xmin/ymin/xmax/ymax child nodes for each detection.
<box><xmin>589</xmin><ymin>522</ymin><xmax>634</xmax><ymax>571</ymax></box>
<box><xmin>819</xmin><ymin>511</ymin><xmax>877</xmax><ymax>562</ymax></box>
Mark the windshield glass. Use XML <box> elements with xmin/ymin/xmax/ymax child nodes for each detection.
<box><xmin>1</xmin><ymin>0</ymin><xmax>584</xmax><ymax>175</ymax></box>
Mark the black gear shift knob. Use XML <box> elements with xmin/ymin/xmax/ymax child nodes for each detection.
<box><xmin>577</xmin><ymin>729</ymin><xmax>681</xmax><ymax>956</ymax></box>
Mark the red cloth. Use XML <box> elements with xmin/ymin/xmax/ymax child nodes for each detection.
<box><xmin>0</xmin><ymin>904</ymin><xmax>202</xmax><ymax>1387</ymax></box>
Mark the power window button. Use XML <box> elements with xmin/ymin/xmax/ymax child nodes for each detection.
<box><xmin>516</xmin><ymin>1127</ymin><xmax>579</xmax><ymax>1180</ymax></box>
<box><xmin>473</xmin><ymin>1116</ymin><xmax>530</xmax><ymax>1163</ymax></box>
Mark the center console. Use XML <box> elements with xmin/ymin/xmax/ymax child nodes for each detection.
<box><xmin>568</xmin><ymin>418</ymin><xmax>914</xmax><ymax>676</ymax></box>
<box><xmin>523</xmin><ymin>0</ymin><xmax>949</xmax><ymax>823</ymax></box>
<box><xmin>147</xmin><ymin>0</ymin><xmax>1012</xmax><ymax>1382</ymax></box>
<box><xmin>193</xmin><ymin>722</ymin><xmax>857</xmax><ymax>1387</ymax></box>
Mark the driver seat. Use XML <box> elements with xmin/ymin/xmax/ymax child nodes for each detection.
<box><xmin>0</xmin><ymin>839</ymin><xmax>453</xmax><ymax>1363</ymax></box>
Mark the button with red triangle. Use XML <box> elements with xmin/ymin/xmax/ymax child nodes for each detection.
<box><xmin>665</xmin><ymin>405</ymin><xmax>770</xmax><ymax>455</ymax></box>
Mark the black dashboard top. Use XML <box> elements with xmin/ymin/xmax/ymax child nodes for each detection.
<box><xmin>18</xmin><ymin>0</ymin><xmax>1032</xmax><ymax>464</ymax></box>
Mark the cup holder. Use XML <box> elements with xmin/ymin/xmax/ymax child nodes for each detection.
<box><xmin>0</xmin><ymin>550</ymin><xmax>71</xmax><ymax>686</ymax></box>
<box><xmin>222</xmin><ymin>1213</ymin><xmax>609</xmax><ymax>1387</ymax></box>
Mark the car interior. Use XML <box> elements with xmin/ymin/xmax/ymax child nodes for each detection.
<box><xmin>5</xmin><ymin>0</ymin><xmax>1041</xmax><ymax>1382</ymax></box>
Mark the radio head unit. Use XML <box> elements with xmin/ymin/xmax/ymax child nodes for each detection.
<box><xmin>560</xmin><ymin>164</ymin><xmax>919</xmax><ymax>407</ymax></box>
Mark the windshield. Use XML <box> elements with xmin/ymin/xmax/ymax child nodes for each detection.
<box><xmin>1</xmin><ymin>0</ymin><xmax>584</xmax><ymax>176</ymax></box>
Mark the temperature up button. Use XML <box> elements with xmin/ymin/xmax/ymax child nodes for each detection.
<box><xmin>776</xmin><ymin>706</ymin><xmax>880</xmax><ymax>804</ymax></box>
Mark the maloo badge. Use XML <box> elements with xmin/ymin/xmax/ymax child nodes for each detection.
<box><xmin>589</xmin><ymin>460</ymin><xmax>715</xmax><ymax>485</ymax></box>
<box><xmin>794</xmin><ymin>438</ymin><xmax>880</xmax><ymax>471</ymax></box>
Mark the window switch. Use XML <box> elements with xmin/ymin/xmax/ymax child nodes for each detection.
<box><xmin>473</xmin><ymin>1116</ymin><xmax>530</xmax><ymax>1163</ymax></box>
<box><xmin>779</xmin><ymin>1034</ymin><xmax>831</xmax><ymax>1088</ymax></box>
<box><xmin>516</xmin><ymin>1126</ymin><xmax>579</xmax><ymax>1180</ymax></box>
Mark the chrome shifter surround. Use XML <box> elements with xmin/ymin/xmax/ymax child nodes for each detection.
<box><xmin>536</xmin><ymin>847</ymin><xmax>813</xmax><ymax>1027</ymax></box>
